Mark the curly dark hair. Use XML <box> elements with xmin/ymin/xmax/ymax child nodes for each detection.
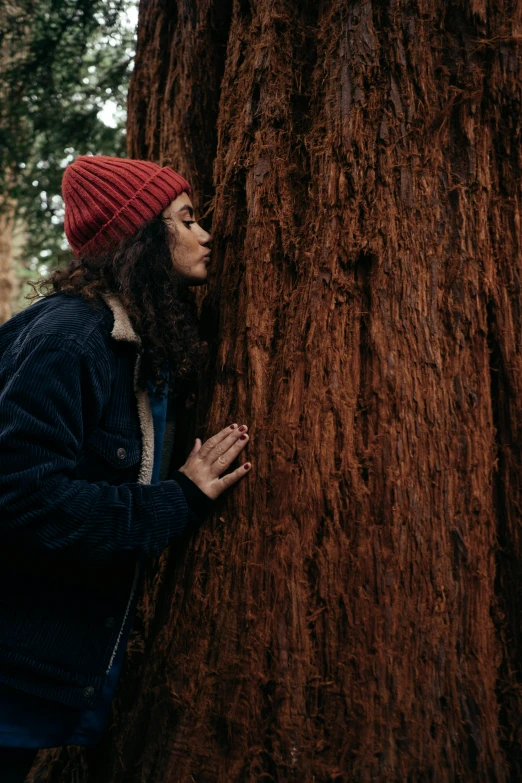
<box><xmin>29</xmin><ymin>215</ymin><xmax>209</xmax><ymax>397</ymax></box>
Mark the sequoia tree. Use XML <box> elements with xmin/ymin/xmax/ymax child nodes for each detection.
<box><xmin>30</xmin><ymin>0</ymin><xmax>522</xmax><ymax>781</ymax></box>
<box><xmin>0</xmin><ymin>194</ymin><xmax>15</xmax><ymax>323</ymax></box>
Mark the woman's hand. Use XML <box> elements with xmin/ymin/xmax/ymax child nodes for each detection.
<box><xmin>178</xmin><ymin>424</ymin><xmax>251</xmax><ymax>500</ymax></box>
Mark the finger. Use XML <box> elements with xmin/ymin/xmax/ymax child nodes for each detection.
<box><xmin>209</xmin><ymin>432</ymin><xmax>249</xmax><ymax>470</ymax></box>
<box><xmin>218</xmin><ymin>461</ymin><xmax>252</xmax><ymax>490</ymax></box>
<box><xmin>199</xmin><ymin>424</ymin><xmax>247</xmax><ymax>459</ymax></box>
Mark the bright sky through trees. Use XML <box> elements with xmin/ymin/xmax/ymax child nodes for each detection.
<box><xmin>97</xmin><ymin>3</ymin><xmax>138</xmax><ymax>128</ymax></box>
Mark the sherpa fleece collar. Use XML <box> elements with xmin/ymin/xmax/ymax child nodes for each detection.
<box><xmin>101</xmin><ymin>293</ymin><xmax>154</xmax><ymax>485</ymax></box>
<box><xmin>101</xmin><ymin>293</ymin><xmax>141</xmax><ymax>345</ymax></box>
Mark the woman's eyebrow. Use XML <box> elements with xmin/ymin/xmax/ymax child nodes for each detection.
<box><xmin>177</xmin><ymin>205</ymin><xmax>194</xmax><ymax>217</ymax></box>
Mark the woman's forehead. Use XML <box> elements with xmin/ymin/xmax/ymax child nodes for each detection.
<box><xmin>163</xmin><ymin>195</ymin><xmax>193</xmax><ymax>217</ymax></box>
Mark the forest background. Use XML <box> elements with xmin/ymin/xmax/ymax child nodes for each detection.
<box><xmin>0</xmin><ymin>0</ymin><xmax>138</xmax><ymax>321</ymax></box>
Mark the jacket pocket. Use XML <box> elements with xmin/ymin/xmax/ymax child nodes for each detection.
<box><xmin>79</xmin><ymin>426</ymin><xmax>142</xmax><ymax>484</ymax></box>
<box><xmin>0</xmin><ymin>570</ymin><xmax>131</xmax><ymax>676</ymax></box>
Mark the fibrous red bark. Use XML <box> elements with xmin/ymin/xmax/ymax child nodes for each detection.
<box><xmin>31</xmin><ymin>1</ymin><xmax>522</xmax><ymax>781</ymax></box>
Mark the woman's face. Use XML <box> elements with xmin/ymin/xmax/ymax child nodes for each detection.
<box><xmin>162</xmin><ymin>193</ymin><xmax>212</xmax><ymax>286</ymax></box>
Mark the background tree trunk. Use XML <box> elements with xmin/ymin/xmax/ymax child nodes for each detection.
<box><xmin>0</xmin><ymin>194</ymin><xmax>16</xmax><ymax>325</ymax></box>
<box><xmin>32</xmin><ymin>1</ymin><xmax>522</xmax><ymax>781</ymax></box>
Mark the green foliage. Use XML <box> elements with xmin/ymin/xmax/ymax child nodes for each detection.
<box><xmin>0</xmin><ymin>0</ymin><xmax>136</xmax><ymax>284</ymax></box>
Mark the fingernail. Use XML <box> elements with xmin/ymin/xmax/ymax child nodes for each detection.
<box><xmin>230</xmin><ymin>424</ymin><xmax>237</xmax><ymax>429</ymax></box>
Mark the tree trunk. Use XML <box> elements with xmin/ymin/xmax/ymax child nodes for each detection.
<box><xmin>0</xmin><ymin>195</ymin><xmax>15</xmax><ymax>325</ymax></box>
<box><xmin>31</xmin><ymin>1</ymin><xmax>522</xmax><ymax>781</ymax></box>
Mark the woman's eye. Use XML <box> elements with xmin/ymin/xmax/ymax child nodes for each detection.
<box><xmin>183</xmin><ymin>220</ymin><xmax>195</xmax><ymax>228</ymax></box>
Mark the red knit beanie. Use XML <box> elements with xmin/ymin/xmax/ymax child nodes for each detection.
<box><xmin>62</xmin><ymin>154</ymin><xmax>191</xmax><ymax>257</ymax></box>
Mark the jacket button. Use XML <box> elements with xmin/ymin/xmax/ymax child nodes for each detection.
<box><xmin>83</xmin><ymin>686</ymin><xmax>95</xmax><ymax>698</ymax></box>
<box><xmin>117</xmin><ymin>447</ymin><xmax>126</xmax><ymax>460</ymax></box>
<box><xmin>104</xmin><ymin>616</ymin><xmax>115</xmax><ymax>628</ymax></box>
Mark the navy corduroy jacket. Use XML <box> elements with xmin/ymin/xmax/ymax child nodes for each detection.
<box><xmin>0</xmin><ymin>292</ymin><xmax>215</xmax><ymax>710</ymax></box>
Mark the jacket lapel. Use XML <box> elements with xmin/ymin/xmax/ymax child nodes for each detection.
<box><xmin>101</xmin><ymin>294</ymin><xmax>154</xmax><ymax>485</ymax></box>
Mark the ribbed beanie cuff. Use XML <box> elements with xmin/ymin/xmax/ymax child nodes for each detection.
<box><xmin>62</xmin><ymin>155</ymin><xmax>191</xmax><ymax>257</ymax></box>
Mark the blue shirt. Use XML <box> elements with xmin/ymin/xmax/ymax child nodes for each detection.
<box><xmin>0</xmin><ymin>370</ymin><xmax>169</xmax><ymax>749</ymax></box>
<box><xmin>147</xmin><ymin>371</ymin><xmax>169</xmax><ymax>484</ymax></box>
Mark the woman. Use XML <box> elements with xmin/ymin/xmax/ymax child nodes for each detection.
<box><xmin>0</xmin><ymin>154</ymin><xmax>252</xmax><ymax>781</ymax></box>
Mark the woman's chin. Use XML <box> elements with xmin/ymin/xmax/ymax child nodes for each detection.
<box><xmin>185</xmin><ymin>267</ymin><xmax>209</xmax><ymax>286</ymax></box>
